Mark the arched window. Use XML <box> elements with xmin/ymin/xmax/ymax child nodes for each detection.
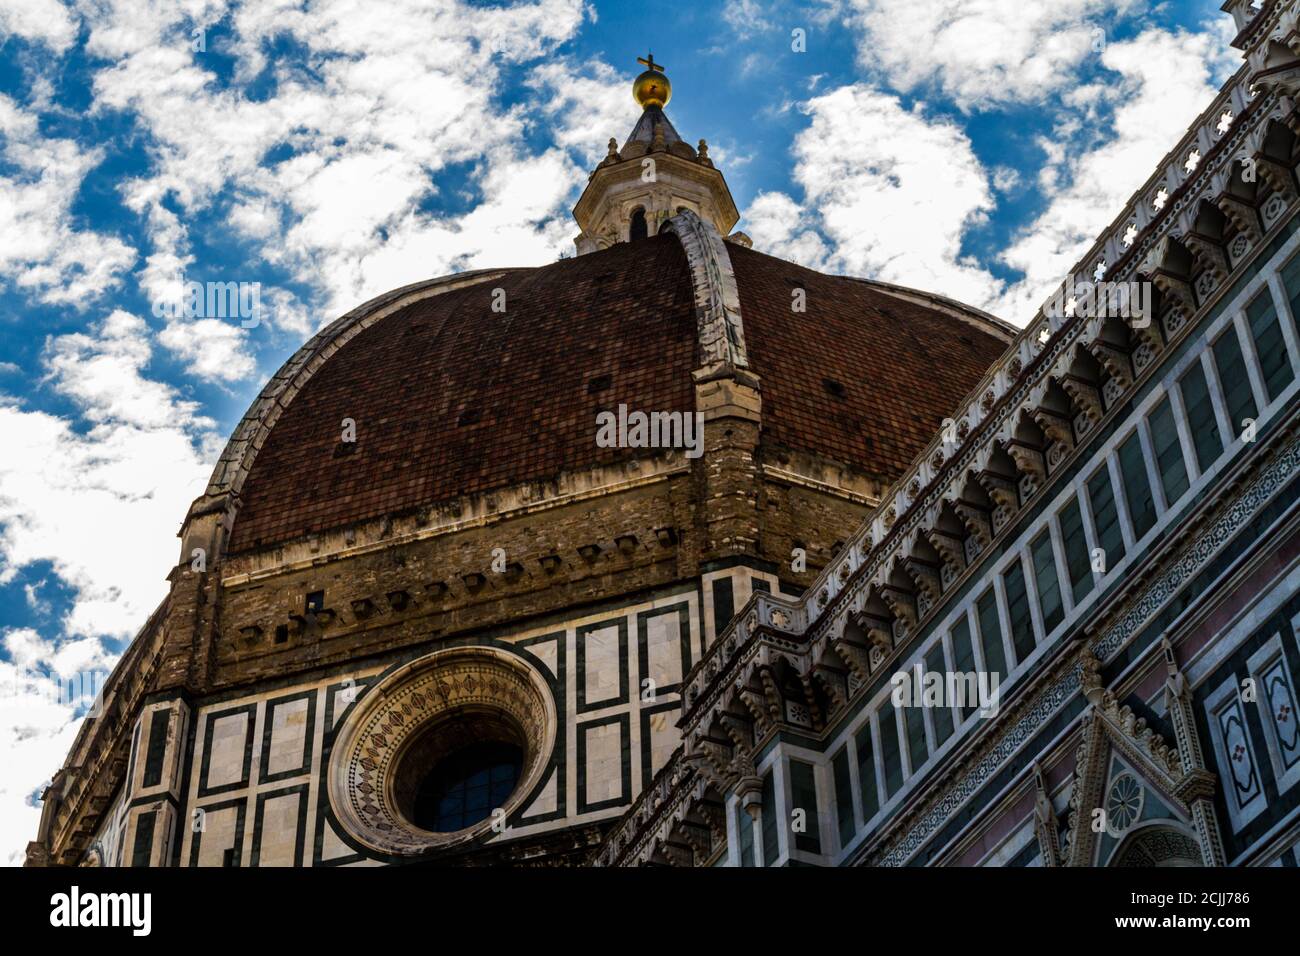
<box><xmin>629</xmin><ymin>207</ymin><xmax>648</xmax><ymax>241</ymax></box>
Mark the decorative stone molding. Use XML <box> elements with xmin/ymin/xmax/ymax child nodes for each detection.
<box><xmin>327</xmin><ymin>646</ymin><xmax>556</xmax><ymax>858</ymax></box>
<box><xmin>1031</xmin><ymin>762</ymin><xmax>1061</xmax><ymax>867</ymax></box>
<box><xmin>672</xmin><ymin>65</ymin><xmax>1300</xmax><ymax>730</ymax></box>
<box><xmin>1061</xmin><ymin>644</ymin><xmax>1227</xmax><ymax>867</ymax></box>
<box><xmin>572</xmin><ymin>104</ymin><xmax>740</xmax><ymax>256</ymax></box>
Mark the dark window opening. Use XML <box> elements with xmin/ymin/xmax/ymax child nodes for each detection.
<box><xmin>878</xmin><ymin>703</ymin><xmax>904</xmax><ymax>798</ymax></box>
<box><xmin>823</xmin><ymin>377</ymin><xmax>846</xmax><ymax>398</ymax></box>
<box><xmin>1059</xmin><ymin>497</ymin><xmax>1094</xmax><ymax>607</ymax></box>
<box><xmin>411</xmin><ymin>741</ymin><xmax>523</xmax><ymax>833</ymax></box>
<box><xmin>855</xmin><ymin>724</ymin><xmax>879</xmax><ymax>820</ymax></box>
<box><xmin>131</xmin><ymin>812</ymin><xmax>157</xmax><ymax>868</ymax></box>
<box><xmin>1029</xmin><ymin>530</ymin><xmax>1064</xmax><ymax>636</ymax></box>
<box><xmin>975</xmin><ymin>589</ymin><xmax>1007</xmax><ymax>680</ymax></box>
<box><xmin>1245</xmin><ymin>289</ymin><xmax>1294</xmax><ymax>400</ymax></box>
<box><xmin>761</xmin><ymin>770</ymin><xmax>779</xmax><ymax>865</ymax></box>
<box><xmin>142</xmin><ymin>710</ymin><xmax>169</xmax><ymax>789</ymax></box>
<box><xmin>712</xmin><ymin>577</ymin><xmax>735</xmax><ymax>637</ymax></box>
<box><xmin>629</xmin><ymin>208</ymin><xmax>648</xmax><ymax>241</ymax></box>
<box><xmin>736</xmin><ymin>800</ymin><xmax>755</xmax><ymax>866</ymax></box>
<box><xmin>949</xmin><ymin>616</ymin><xmax>978</xmax><ymax>721</ymax></box>
<box><xmin>587</xmin><ymin>373</ymin><xmax>612</xmax><ymax>394</ymax></box>
<box><xmin>1212</xmin><ymin>328</ymin><xmax>1258</xmax><ymax>433</ymax></box>
<box><xmin>1148</xmin><ymin>396</ymin><xmax>1190</xmax><ymax>507</ymax></box>
<box><xmin>1003</xmin><ymin>561</ymin><xmax>1037</xmax><ymax>663</ymax></box>
<box><xmin>790</xmin><ymin>760</ymin><xmax>821</xmax><ymax>854</ymax></box>
<box><xmin>1087</xmin><ymin>467</ymin><xmax>1126</xmax><ymax>572</ymax></box>
<box><xmin>1117</xmin><ymin>431</ymin><xmax>1157</xmax><ymax>539</ymax></box>
<box><xmin>832</xmin><ymin>747</ymin><xmax>855</xmax><ymax>849</ymax></box>
<box><xmin>1282</xmin><ymin>252</ymin><xmax>1300</xmax><ymax>339</ymax></box>
<box><xmin>903</xmin><ymin>702</ymin><xmax>928</xmax><ymax>775</ymax></box>
<box><xmin>1179</xmin><ymin>361</ymin><xmax>1223</xmax><ymax>472</ymax></box>
<box><xmin>924</xmin><ymin>644</ymin><xmax>954</xmax><ymax>745</ymax></box>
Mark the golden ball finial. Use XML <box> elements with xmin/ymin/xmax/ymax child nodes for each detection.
<box><xmin>633</xmin><ymin>52</ymin><xmax>670</xmax><ymax>109</ymax></box>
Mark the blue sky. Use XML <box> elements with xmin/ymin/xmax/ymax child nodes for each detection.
<box><xmin>0</xmin><ymin>0</ymin><xmax>1240</xmax><ymax>863</ymax></box>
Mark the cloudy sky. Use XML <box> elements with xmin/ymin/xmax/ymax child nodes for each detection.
<box><xmin>0</xmin><ymin>0</ymin><xmax>1241</xmax><ymax>864</ymax></box>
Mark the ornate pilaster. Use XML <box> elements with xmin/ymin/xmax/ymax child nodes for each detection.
<box><xmin>1032</xmin><ymin>763</ymin><xmax>1062</xmax><ymax>867</ymax></box>
<box><xmin>1162</xmin><ymin>639</ymin><xmax>1227</xmax><ymax>866</ymax></box>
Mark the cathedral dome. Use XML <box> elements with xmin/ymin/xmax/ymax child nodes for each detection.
<box><xmin>220</xmin><ymin>230</ymin><xmax>1011</xmax><ymax>554</ymax></box>
<box><xmin>32</xmin><ymin>54</ymin><xmax>1025</xmax><ymax>870</ymax></box>
<box><xmin>204</xmin><ymin>57</ymin><xmax>1014</xmax><ymax>557</ymax></box>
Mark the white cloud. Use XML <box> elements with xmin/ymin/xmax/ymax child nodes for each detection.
<box><xmin>0</xmin><ymin>635</ymin><xmax>85</xmax><ymax>867</ymax></box>
<box><xmin>42</xmin><ymin>310</ymin><xmax>209</xmax><ymax>430</ymax></box>
<box><xmin>744</xmin><ymin>25</ymin><xmax>1238</xmax><ymax>326</ymax></box>
<box><xmin>745</xmin><ymin>191</ymin><xmax>830</xmax><ymax>266</ymax></box>
<box><xmin>995</xmin><ymin>26</ymin><xmax>1239</xmax><ymax>320</ymax></box>
<box><xmin>0</xmin><ymin>0</ymin><xmax>79</xmax><ymax>52</ymax></box>
<box><xmin>158</xmin><ymin>318</ymin><xmax>256</xmax><ymax>382</ymax></box>
<box><xmin>992</xmin><ymin>166</ymin><xmax>1021</xmax><ymax>193</ymax></box>
<box><xmin>0</xmin><ymin>94</ymin><xmax>137</xmax><ymax>307</ymax></box>
<box><xmin>533</xmin><ymin>58</ymin><xmax>634</xmax><ymax>167</ymax></box>
<box><xmin>0</xmin><ymin>310</ymin><xmax>216</xmax><ymax>635</ymax></box>
<box><xmin>723</xmin><ymin>0</ymin><xmax>775</xmax><ymax>41</ymax></box>
<box><xmin>23</xmin><ymin>579</ymin><xmax>49</xmax><ymax>614</ymax></box>
<box><xmin>0</xmin><ymin>310</ymin><xmax>216</xmax><ymax>865</ymax></box>
<box><xmin>743</xmin><ymin>85</ymin><xmax>1002</xmax><ymax>309</ymax></box>
<box><xmin>81</xmin><ymin>0</ymin><xmax>600</xmax><ymax>322</ymax></box>
<box><xmin>837</xmin><ymin>0</ymin><xmax>1145</xmax><ymax>110</ymax></box>
<box><xmin>0</xmin><ymin>624</ymin><xmax>115</xmax><ymax>866</ymax></box>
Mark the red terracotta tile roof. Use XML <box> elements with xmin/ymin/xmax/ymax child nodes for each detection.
<box><xmin>730</xmin><ymin>243</ymin><xmax>1010</xmax><ymax>478</ymax></box>
<box><xmin>227</xmin><ymin>235</ymin><xmax>1009</xmax><ymax>553</ymax></box>
<box><xmin>228</xmin><ymin>236</ymin><xmax>698</xmax><ymax>552</ymax></box>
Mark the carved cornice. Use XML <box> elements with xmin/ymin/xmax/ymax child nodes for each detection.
<box><xmin>675</xmin><ymin>27</ymin><xmax>1300</xmax><ymax>761</ymax></box>
<box><xmin>640</xmin><ymin>13</ymin><xmax>1300</xmax><ymax>866</ymax></box>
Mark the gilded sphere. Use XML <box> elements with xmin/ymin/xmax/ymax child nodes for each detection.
<box><xmin>632</xmin><ymin>68</ymin><xmax>671</xmax><ymax>109</ymax></box>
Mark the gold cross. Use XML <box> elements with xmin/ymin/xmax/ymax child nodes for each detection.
<box><xmin>637</xmin><ymin>52</ymin><xmax>663</xmax><ymax>73</ymax></box>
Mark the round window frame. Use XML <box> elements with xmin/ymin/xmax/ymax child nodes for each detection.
<box><xmin>327</xmin><ymin>646</ymin><xmax>556</xmax><ymax>857</ymax></box>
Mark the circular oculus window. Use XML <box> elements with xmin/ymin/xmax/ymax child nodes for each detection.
<box><xmin>328</xmin><ymin>646</ymin><xmax>556</xmax><ymax>857</ymax></box>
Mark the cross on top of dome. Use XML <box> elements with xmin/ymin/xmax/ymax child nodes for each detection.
<box><xmin>633</xmin><ymin>52</ymin><xmax>671</xmax><ymax>109</ymax></box>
